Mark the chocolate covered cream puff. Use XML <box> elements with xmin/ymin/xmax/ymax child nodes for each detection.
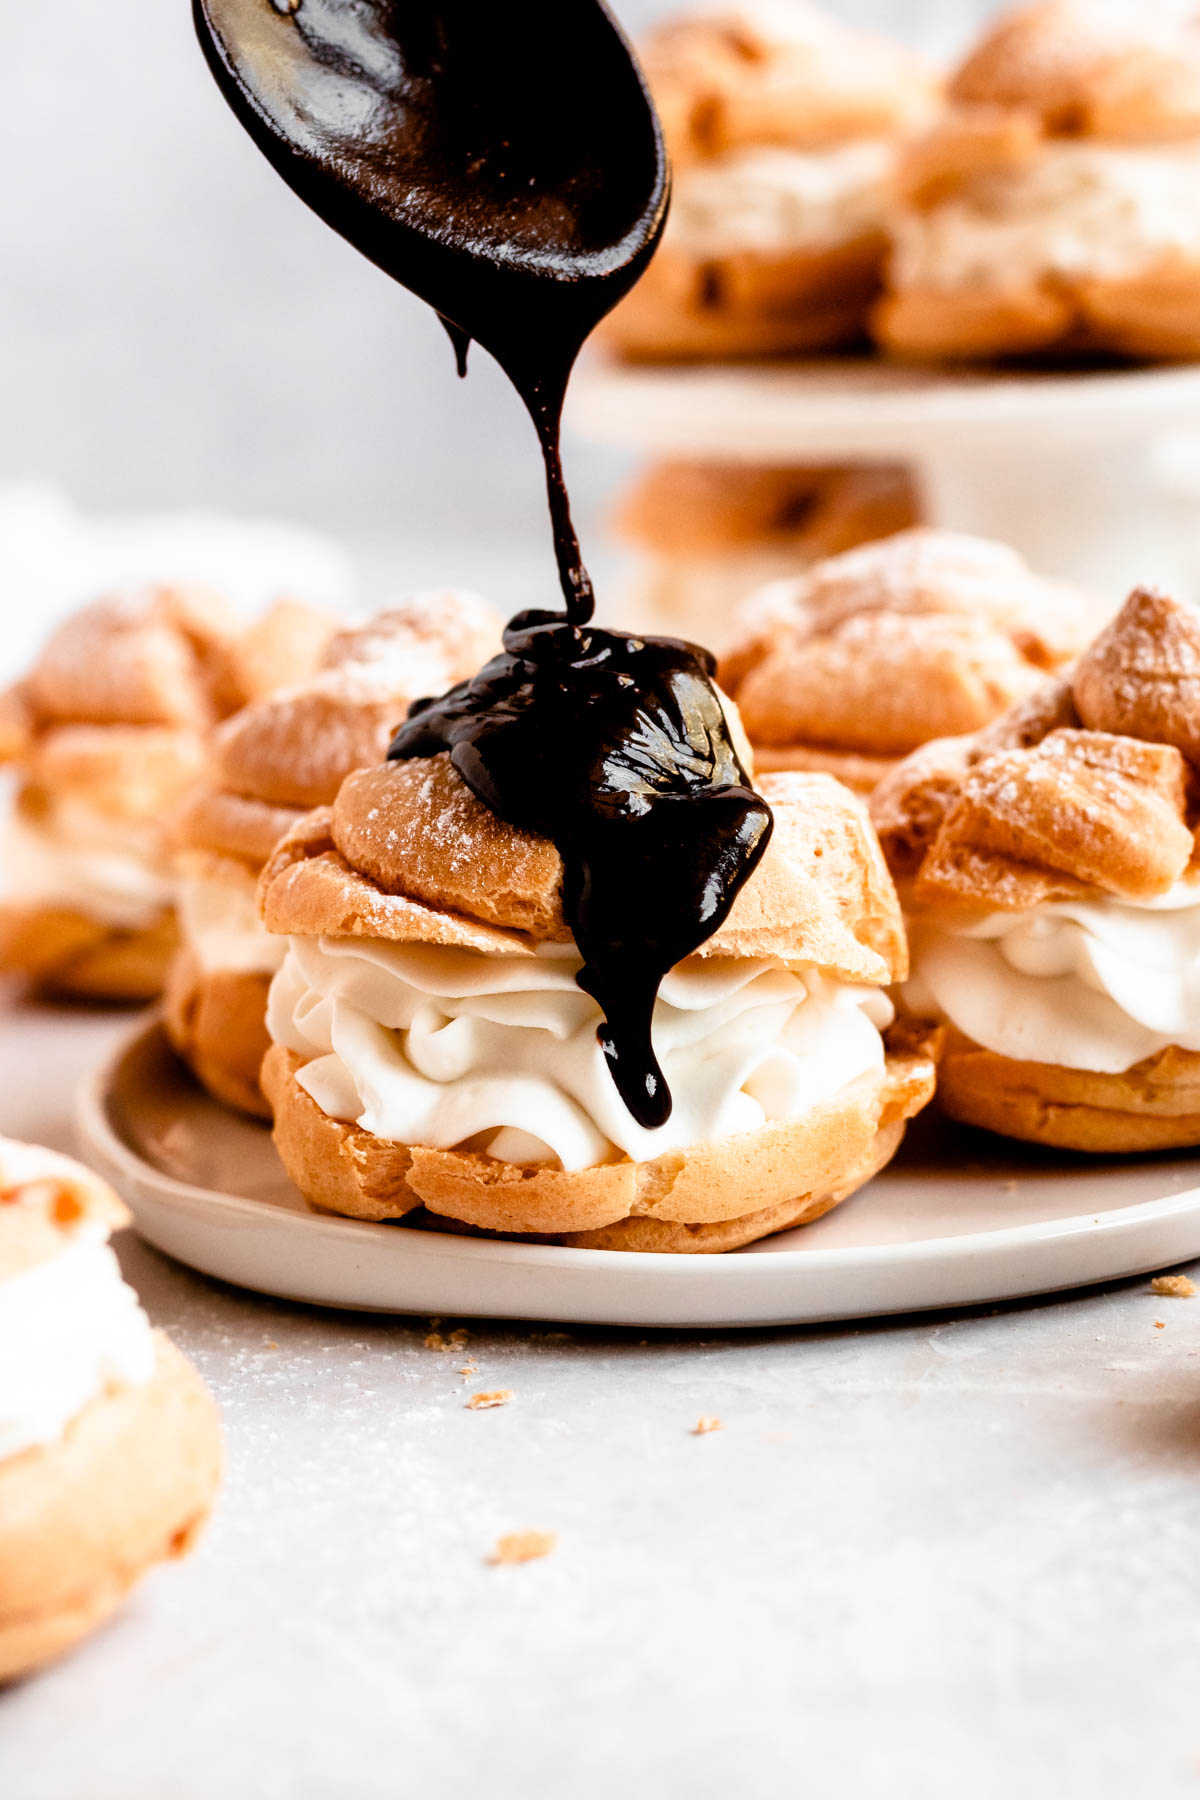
<box><xmin>721</xmin><ymin>528</ymin><xmax>1099</xmax><ymax>793</ymax></box>
<box><xmin>607</xmin><ymin>0</ymin><xmax>937</xmax><ymax>359</ymax></box>
<box><xmin>166</xmin><ymin>592</ymin><xmax>500</xmax><ymax>1116</ymax></box>
<box><xmin>258</xmin><ymin>752</ymin><xmax>934</xmax><ymax>1253</ymax></box>
<box><xmin>616</xmin><ymin>459</ymin><xmax>921</xmax><ymax>647</ymax></box>
<box><xmin>0</xmin><ymin>588</ymin><xmax>251</xmax><ymax>1001</ymax></box>
<box><xmin>0</xmin><ymin>1138</ymin><xmax>221</xmax><ymax>1683</ymax></box>
<box><xmin>877</xmin><ymin>0</ymin><xmax>1200</xmax><ymax>360</ymax></box>
<box><xmin>872</xmin><ymin>587</ymin><xmax>1200</xmax><ymax>1151</ymax></box>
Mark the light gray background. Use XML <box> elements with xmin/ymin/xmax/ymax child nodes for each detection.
<box><xmin>4</xmin><ymin>13</ymin><xmax>1200</xmax><ymax>1796</ymax></box>
<box><xmin>0</xmin><ymin>1</ymin><xmax>990</xmax><ymax>553</ymax></box>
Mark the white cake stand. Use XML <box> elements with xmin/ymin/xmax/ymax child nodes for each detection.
<box><xmin>569</xmin><ymin>356</ymin><xmax>1200</xmax><ymax>602</ymax></box>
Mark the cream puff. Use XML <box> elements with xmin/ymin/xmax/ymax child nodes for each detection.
<box><xmin>0</xmin><ymin>1137</ymin><xmax>221</xmax><ymax>1683</ymax></box>
<box><xmin>720</xmin><ymin>527</ymin><xmax>1100</xmax><ymax>793</ymax></box>
<box><xmin>166</xmin><ymin>592</ymin><xmax>501</xmax><ymax>1117</ymax></box>
<box><xmin>615</xmin><ymin>459</ymin><xmax>921</xmax><ymax>647</ymax></box>
<box><xmin>0</xmin><ymin>588</ymin><xmax>330</xmax><ymax>1002</ymax></box>
<box><xmin>876</xmin><ymin>0</ymin><xmax>1200</xmax><ymax>360</ymax></box>
<box><xmin>871</xmin><ymin>586</ymin><xmax>1200</xmax><ymax>1151</ymax></box>
<box><xmin>256</xmin><ymin>752</ymin><xmax>935</xmax><ymax>1253</ymax></box>
<box><xmin>606</xmin><ymin>0</ymin><xmax>938</xmax><ymax>359</ymax></box>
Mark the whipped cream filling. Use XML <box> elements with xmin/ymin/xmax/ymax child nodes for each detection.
<box><xmin>893</xmin><ymin>141</ymin><xmax>1200</xmax><ymax>291</ymax></box>
<box><xmin>1</xmin><ymin>799</ymin><xmax>174</xmax><ymax>929</ymax></box>
<box><xmin>178</xmin><ymin>870</ymin><xmax>287</xmax><ymax>977</ymax></box>
<box><xmin>668</xmin><ymin>142</ymin><xmax>893</xmax><ymax>258</ymax></box>
<box><xmin>906</xmin><ymin>881</ymin><xmax>1200</xmax><ymax>1073</ymax></box>
<box><xmin>267</xmin><ymin>935</ymin><xmax>893</xmax><ymax>1171</ymax></box>
<box><xmin>0</xmin><ymin>1229</ymin><xmax>156</xmax><ymax>1461</ymax></box>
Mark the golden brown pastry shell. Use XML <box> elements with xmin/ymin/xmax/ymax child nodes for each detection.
<box><xmin>874</xmin><ymin>259</ymin><xmax>1200</xmax><ymax>362</ymax></box>
<box><xmin>0</xmin><ymin>1334</ymin><xmax>221</xmax><ymax>1684</ymax></box>
<box><xmin>929</xmin><ymin>1027</ymin><xmax>1200</xmax><ymax>1153</ymax></box>
<box><xmin>164</xmin><ymin>950</ymin><xmax>274</xmax><ymax>1119</ymax></box>
<box><xmin>262</xmin><ymin>1038</ymin><xmax>934</xmax><ymax>1250</ymax></box>
<box><xmin>604</xmin><ymin>233</ymin><xmax>886</xmax><ymax>360</ymax></box>
<box><xmin>0</xmin><ymin>905</ymin><xmax>179</xmax><ymax>1003</ymax></box>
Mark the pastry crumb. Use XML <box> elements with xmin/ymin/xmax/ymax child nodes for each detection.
<box><xmin>263</xmin><ymin>1338</ymin><xmax>279</xmax><ymax>1351</ymax></box>
<box><xmin>1154</xmin><ymin>1319</ymin><xmax>1166</xmax><ymax>1330</ymax></box>
<box><xmin>425</xmin><ymin>1325</ymin><xmax>470</xmax><ymax>1352</ymax></box>
<box><xmin>693</xmin><ymin>1415</ymin><xmax>722</xmax><ymax>1435</ymax></box>
<box><xmin>1151</xmin><ymin>1274</ymin><xmax>1196</xmax><ymax>1298</ymax></box>
<box><xmin>459</xmin><ymin>1361</ymin><xmax>479</xmax><ymax>1377</ymax></box>
<box><xmin>489</xmin><ymin>1531</ymin><xmax>556</xmax><ymax>1566</ymax></box>
<box><xmin>466</xmin><ymin>1389</ymin><xmax>513</xmax><ymax>1410</ymax></box>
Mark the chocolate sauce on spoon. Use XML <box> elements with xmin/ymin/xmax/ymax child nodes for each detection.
<box><xmin>194</xmin><ymin>0</ymin><xmax>774</xmax><ymax>1127</ymax></box>
<box><xmin>193</xmin><ymin>0</ymin><xmax>667</xmax><ymax>618</ymax></box>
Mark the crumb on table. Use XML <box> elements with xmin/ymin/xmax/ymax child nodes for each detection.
<box><xmin>489</xmin><ymin>1531</ymin><xmax>556</xmax><ymax>1566</ymax></box>
<box><xmin>693</xmin><ymin>1416</ymin><xmax>722</xmax><ymax>1435</ymax></box>
<box><xmin>1151</xmin><ymin>1274</ymin><xmax>1196</xmax><ymax>1298</ymax></box>
<box><xmin>466</xmin><ymin>1389</ymin><xmax>513</xmax><ymax>1410</ymax></box>
<box><xmin>425</xmin><ymin>1325</ymin><xmax>471</xmax><ymax>1352</ymax></box>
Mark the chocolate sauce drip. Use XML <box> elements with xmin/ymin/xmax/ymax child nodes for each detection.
<box><xmin>194</xmin><ymin>0</ymin><xmax>667</xmax><ymax>618</ymax></box>
<box><xmin>389</xmin><ymin>617</ymin><xmax>773</xmax><ymax>1128</ymax></box>
<box><xmin>196</xmin><ymin>0</ymin><xmax>775</xmax><ymax>1130</ymax></box>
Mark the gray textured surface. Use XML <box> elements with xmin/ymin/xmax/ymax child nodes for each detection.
<box><xmin>1</xmin><ymin>1001</ymin><xmax>1199</xmax><ymax>1799</ymax></box>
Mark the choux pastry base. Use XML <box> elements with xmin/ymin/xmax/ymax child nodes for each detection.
<box><xmin>932</xmin><ymin>1028</ymin><xmax>1200</xmax><ymax>1155</ymax></box>
<box><xmin>0</xmin><ymin>906</ymin><xmax>179</xmax><ymax>1004</ymax></box>
<box><xmin>164</xmin><ymin>951</ymin><xmax>274</xmax><ymax>1120</ymax></box>
<box><xmin>0</xmin><ymin>1335</ymin><xmax>221</xmax><ymax>1685</ymax></box>
<box><xmin>262</xmin><ymin>1036</ymin><xmax>935</xmax><ymax>1252</ymax></box>
<box><xmin>875</xmin><ymin>261</ymin><xmax>1200</xmax><ymax>363</ymax></box>
<box><xmin>605</xmin><ymin>234</ymin><xmax>884</xmax><ymax>361</ymax></box>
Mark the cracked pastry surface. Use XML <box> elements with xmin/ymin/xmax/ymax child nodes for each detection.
<box><xmin>0</xmin><ymin>1138</ymin><xmax>221</xmax><ymax>1683</ymax></box>
<box><xmin>720</xmin><ymin>528</ymin><xmax>1099</xmax><ymax>793</ymax></box>
<box><xmin>605</xmin><ymin>0</ymin><xmax>936</xmax><ymax>359</ymax></box>
<box><xmin>876</xmin><ymin>0</ymin><xmax>1200</xmax><ymax>360</ymax></box>
<box><xmin>258</xmin><ymin>752</ymin><xmax>935</xmax><ymax>1252</ymax></box>
<box><xmin>615</xmin><ymin>460</ymin><xmax>921</xmax><ymax>647</ymax></box>
<box><xmin>166</xmin><ymin>592</ymin><xmax>500</xmax><ymax>1117</ymax></box>
<box><xmin>871</xmin><ymin>585</ymin><xmax>1200</xmax><ymax>1150</ymax></box>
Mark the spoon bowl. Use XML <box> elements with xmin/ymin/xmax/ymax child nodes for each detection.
<box><xmin>193</xmin><ymin>0</ymin><xmax>669</xmax><ymax>382</ymax></box>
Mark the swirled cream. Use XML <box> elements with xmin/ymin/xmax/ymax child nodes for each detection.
<box><xmin>906</xmin><ymin>881</ymin><xmax>1200</xmax><ymax>1073</ymax></box>
<box><xmin>669</xmin><ymin>142</ymin><xmax>893</xmax><ymax>258</ymax></box>
<box><xmin>1</xmin><ymin>801</ymin><xmax>174</xmax><ymax>929</ymax></box>
<box><xmin>267</xmin><ymin>935</ymin><xmax>893</xmax><ymax>1171</ymax></box>
<box><xmin>893</xmin><ymin>141</ymin><xmax>1200</xmax><ymax>291</ymax></box>
<box><xmin>177</xmin><ymin>869</ymin><xmax>287</xmax><ymax>977</ymax></box>
<box><xmin>0</xmin><ymin>1230</ymin><xmax>155</xmax><ymax>1461</ymax></box>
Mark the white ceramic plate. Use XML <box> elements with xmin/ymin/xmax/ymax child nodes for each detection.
<box><xmin>78</xmin><ymin>1019</ymin><xmax>1200</xmax><ymax>1328</ymax></box>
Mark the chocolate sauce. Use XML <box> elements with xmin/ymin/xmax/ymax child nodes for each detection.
<box><xmin>193</xmin><ymin>0</ymin><xmax>668</xmax><ymax>618</ymax></box>
<box><xmin>389</xmin><ymin>617</ymin><xmax>772</xmax><ymax>1128</ymax></box>
<box><xmin>195</xmin><ymin>0</ymin><xmax>775</xmax><ymax>1128</ymax></box>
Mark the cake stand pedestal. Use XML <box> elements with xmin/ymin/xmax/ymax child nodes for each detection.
<box><xmin>569</xmin><ymin>356</ymin><xmax>1200</xmax><ymax>602</ymax></box>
